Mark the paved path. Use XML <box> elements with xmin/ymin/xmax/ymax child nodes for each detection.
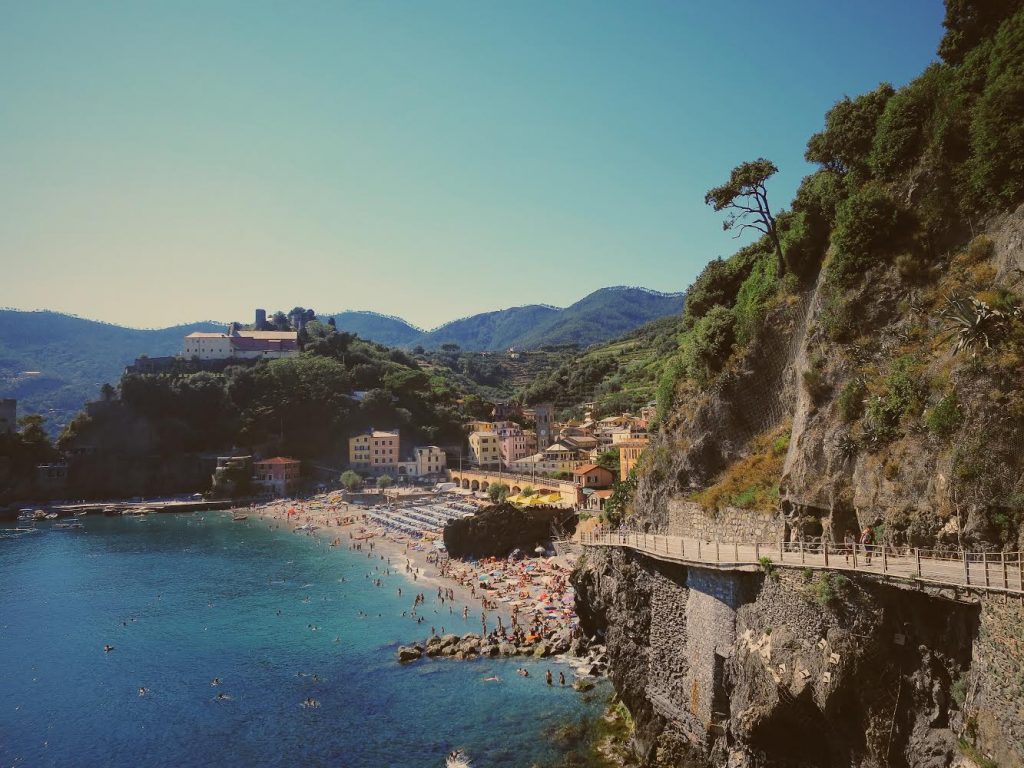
<box><xmin>579</xmin><ymin>531</ymin><xmax>1024</xmax><ymax>596</ymax></box>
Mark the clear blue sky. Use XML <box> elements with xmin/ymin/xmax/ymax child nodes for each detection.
<box><xmin>1</xmin><ymin>0</ymin><xmax>944</xmax><ymax>330</ymax></box>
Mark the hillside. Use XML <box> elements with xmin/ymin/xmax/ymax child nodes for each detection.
<box><xmin>325</xmin><ymin>311</ymin><xmax>422</xmax><ymax>347</ymax></box>
<box><xmin>0</xmin><ymin>311</ymin><xmax>222</xmax><ymax>433</ymax></box>
<box><xmin>331</xmin><ymin>286</ymin><xmax>684</xmax><ymax>351</ymax></box>
<box><xmin>574</xmin><ymin>4</ymin><xmax>1024</xmax><ymax>767</ymax></box>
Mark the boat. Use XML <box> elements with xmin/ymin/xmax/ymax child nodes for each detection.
<box><xmin>74</xmin><ymin>510</ymin><xmax>88</xmax><ymax>517</ymax></box>
<box><xmin>54</xmin><ymin>522</ymin><xmax>84</xmax><ymax>530</ymax></box>
<box><xmin>33</xmin><ymin>510</ymin><xmax>47</xmax><ymax>521</ymax></box>
<box><xmin>232</xmin><ymin>514</ymin><xmax>248</xmax><ymax>522</ymax></box>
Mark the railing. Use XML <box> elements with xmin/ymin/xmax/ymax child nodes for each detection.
<box><xmin>578</xmin><ymin>531</ymin><xmax>1024</xmax><ymax>596</ymax></box>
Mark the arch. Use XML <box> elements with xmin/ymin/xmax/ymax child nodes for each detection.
<box><xmin>511</xmin><ymin>486</ymin><xmax>521</xmax><ymax>494</ymax></box>
<box><xmin>471</xmin><ymin>480</ymin><xmax>480</xmax><ymax>492</ymax></box>
<box><xmin>462</xmin><ymin>479</ymin><xmax>470</xmax><ymax>490</ymax></box>
<box><xmin>480</xmin><ymin>481</ymin><xmax>489</xmax><ymax>492</ymax></box>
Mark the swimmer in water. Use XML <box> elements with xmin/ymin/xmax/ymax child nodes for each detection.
<box><xmin>104</xmin><ymin>645</ymin><xmax>114</xmax><ymax>653</ymax></box>
<box><xmin>138</xmin><ymin>687</ymin><xmax>148</xmax><ymax>696</ymax></box>
<box><xmin>484</xmin><ymin>675</ymin><xmax>500</xmax><ymax>682</ymax></box>
<box><xmin>211</xmin><ymin>678</ymin><xmax>221</xmax><ymax>686</ymax></box>
<box><xmin>216</xmin><ymin>692</ymin><xmax>231</xmax><ymax>701</ymax></box>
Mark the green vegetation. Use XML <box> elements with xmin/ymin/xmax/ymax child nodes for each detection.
<box><xmin>691</xmin><ymin>425</ymin><xmax>790</xmax><ymax>512</ymax></box>
<box><xmin>862</xmin><ymin>355</ymin><xmax>927</xmax><ymax>448</ymax></box>
<box><xmin>927</xmin><ymin>392</ymin><xmax>964</xmax><ymax>437</ymax></box>
<box><xmin>340</xmin><ymin>470</ymin><xmax>362</xmax><ymax>491</ymax></box>
<box><xmin>376</xmin><ymin>474</ymin><xmax>394</xmax><ymax>490</ymax></box>
<box><xmin>811</xmin><ymin>572</ymin><xmax>851</xmax><ymax>606</ymax></box>
<box><xmin>488</xmin><ymin>483</ymin><xmax>510</xmax><ymax>503</ymax></box>
<box><xmin>758</xmin><ymin>556</ymin><xmax>777</xmax><ymax>579</ymax></box>
<box><xmin>0</xmin><ymin>415</ymin><xmax>59</xmax><ymax>504</ymax></box>
<box><xmin>704</xmin><ymin>158</ymin><xmax>785</xmax><ymax>275</ymax></box>
<box><xmin>838</xmin><ymin>379</ymin><xmax>867</xmax><ymax>422</ymax></box>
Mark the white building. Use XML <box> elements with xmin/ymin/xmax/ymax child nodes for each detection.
<box><xmin>184</xmin><ymin>327</ymin><xmax>299</xmax><ymax>361</ymax></box>
<box><xmin>414</xmin><ymin>446</ymin><xmax>447</xmax><ymax>477</ymax></box>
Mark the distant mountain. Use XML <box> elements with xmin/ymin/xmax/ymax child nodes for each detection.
<box><xmin>0</xmin><ymin>310</ymin><xmax>222</xmax><ymax>434</ymax></box>
<box><xmin>0</xmin><ymin>287</ymin><xmax>682</xmax><ymax>433</ymax></box>
<box><xmin>326</xmin><ymin>311</ymin><xmax>422</xmax><ymax>347</ymax></box>
<box><xmin>330</xmin><ymin>287</ymin><xmax>685</xmax><ymax>352</ymax></box>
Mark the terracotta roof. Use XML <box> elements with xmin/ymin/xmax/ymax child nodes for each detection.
<box><xmin>572</xmin><ymin>464</ymin><xmax>605</xmax><ymax>475</ymax></box>
<box><xmin>594</xmin><ymin>490</ymin><xmax>614</xmax><ymax>499</ymax></box>
<box><xmin>254</xmin><ymin>457</ymin><xmax>300</xmax><ymax>465</ymax></box>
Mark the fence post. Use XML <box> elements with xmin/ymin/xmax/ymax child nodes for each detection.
<box><xmin>697</xmin><ymin>540</ymin><xmax>702</xmax><ymax>560</ymax></box>
<box><xmin>916</xmin><ymin>548</ymin><xmax>922</xmax><ymax>578</ymax></box>
<box><xmin>734</xmin><ymin>541</ymin><xmax>739</xmax><ymax>562</ymax></box>
<box><xmin>800</xmin><ymin>541</ymin><xmax>805</xmax><ymax>564</ymax></box>
<box><xmin>882</xmin><ymin>544</ymin><xmax>888</xmax><ymax>573</ymax></box>
<box><xmin>755</xmin><ymin>542</ymin><xmax>759</xmax><ymax>561</ymax></box>
<box><xmin>984</xmin><ymin>553</ymin><xmax>990</xmax><ymax>588</ymax></box>
<box><xmin>964</xmin><ymin>551</ymin><xmax>970</xmax><ymax>586</ymax></box>
<box><xmin>1019</xmin><ymin>553</ymin><xmax>1023</xmax><ymax>593</ymax></box>
<box><xmin>824</xmin><ymin>541</ymin><xmax>829</xmax><ymax>568</ymax></box>
<box><xmin>852</xmin><ymin>544</ymin><xmax>857</xmax><ymax>569</ymax></box>
<box><xmin>716</xmin><ymin>540</ymin><xmax>720</xmax><ymax>562</ymax></box>
<box><xmin>1002</xmin><ymin>552</ymin><xmax>1008</xmax><ymax>590</ymax></box>
<box><xmin>779</xmin><ymin>537</ymin><xmax>784</xmax><ymax>563</ymax></box>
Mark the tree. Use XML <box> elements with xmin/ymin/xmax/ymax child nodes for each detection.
<box><xmin>488</xmin><ymin>483</ymin><xmax>510</xmax><ymax>503</ymax></box>
<box><xmin>376</xmin><ymin>474</ymin><xmax>394</xmax><ymax>489</ymax></box>
<box><xmin>596</xmin><ymin>447</ymin><xmax>620</xmax><ymax>475</ymax></box>
<box><xmin>705</xmin><ymin>159</ymin><xmax>785</xmax><ymax>275</ymax></box>
<box><xmin>18</xmin><ymin>414</ymin><xmax>49</xmax><ymax>447</ymax></box>
<box><xmin>340</xmin><ymin>470</ymin><xmax>362</xmax><ymax>491</ymax></box>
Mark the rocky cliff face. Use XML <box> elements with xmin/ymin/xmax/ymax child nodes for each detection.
<box><xmin>574</xmin><ymin>547</ymin><xmax>1022</xmax><ymax>768</ymax></box>
<box><xmin>574</xmin><ymin>193</ymin><xmax>1024</xmax><ymax>768</ymax></box>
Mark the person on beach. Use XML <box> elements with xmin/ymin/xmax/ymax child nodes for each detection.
<box><xmin>546</xmin><ymin>670</ymin><xmax>553</xmax><ymax>686</ymax></box>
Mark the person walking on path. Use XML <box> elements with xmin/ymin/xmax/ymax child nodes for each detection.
<box><xmin>860</xmin><ymin>526</ymin><xmax>875</xmax><ymax>565</ymax></box>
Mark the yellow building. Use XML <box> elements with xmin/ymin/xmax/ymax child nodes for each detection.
<box><xmin>348</xmin><ymin>430</ymin><xmax>400</xmax><ymax>473</ymax></box>
<box><xmin>468</xmin><ymin>431</ymin><xmax>502</xmax><ymax>468</ymax></box>
<box><xmin>466</xmin><ymin>420</ymin><xmax>494</xmax><ymax>433</ymax></box>
<box><xmin>414</xmin><ymin>446</ymin><xmax>447</xmax><ymax>477</ymax></box>
<box><xmin>618</xmin><ymin>437</ymin><xmax>649</xmax><ymax>478</ymax></box>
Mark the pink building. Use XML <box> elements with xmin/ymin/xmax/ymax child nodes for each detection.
<box><xmin>499</xmin><ymin>430</ymin><xmax>537</xmax><ymax>464</ymax></box>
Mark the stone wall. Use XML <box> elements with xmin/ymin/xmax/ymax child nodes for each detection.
<box><xmin>969</xmin><ymin>596</ymin><xmax>1024</xmax><ymax>767</ymax></box>
<box><xmin>667</xmin><ymin>499</ymin><xmax>783</xmax><ymax>544</ymax></box>
<box><xmin>683</xmin><ymin>570</ymin><xmax>743</xmax><ymax>731</ymax></box>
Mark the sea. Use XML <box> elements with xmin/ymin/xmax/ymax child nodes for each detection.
<box><xmin>0</xmin><ymin>513</ymin><xmax>606</xmax><ymax>768</ymax></box>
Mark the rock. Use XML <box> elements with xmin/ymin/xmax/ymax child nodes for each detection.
<box><xmin>397</xmin><ymin>645</ymin><xmax>423</xmax><ymax>663</ymax></box>
<box><xmin>498</xmin><ymin>643</ymin><xmax>517</xmax><ymax>656</ymax></box>
<box><xmin>484</xmin><ymin>643</ymin><xmax>500</xmax><ymax>657</ymax></box>
<box><xmin>533</xmin><ymin>643</ymin><xmax>550</xmax><ymax>658</ymax></box>
<box><xmin>439</xmin><ymin>634</ymin><xmax>460</xmax><ymax>648</ymax></box>
<box><xmin>573</xmin><ymin>679</ymin><xmax>595</xmax><ymax>692</ymax></box>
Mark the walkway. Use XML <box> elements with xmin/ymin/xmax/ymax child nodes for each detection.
<box><xmin>579</xmin><ymin>531</ymin><xmax>1024</xmax><ymax>597</ymax></box>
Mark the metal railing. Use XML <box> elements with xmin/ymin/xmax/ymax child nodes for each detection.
<box><xmin>578</xmin><ymin>531</ymin><xmax>1024</xmax><ymax>595</ymax></box>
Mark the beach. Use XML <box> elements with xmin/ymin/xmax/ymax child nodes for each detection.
<box><xmin>241</xmin><ymin>492</ymin><xmax>582</xmax><ymax>647</ymax></box>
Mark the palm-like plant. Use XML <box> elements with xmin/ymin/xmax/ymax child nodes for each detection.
<box><xmin>939</xmin><ymin>296</ymin><xmax>1013</xmax><ymax>354</ymax></box>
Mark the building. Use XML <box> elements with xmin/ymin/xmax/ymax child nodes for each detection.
<box><xmin>466</xmin><ymin>420</ymin><xmax>494</xmax><ymax>434</ymax></box>
<box><xmin>0</xmin><ymin>399</ymin><xmax>15</xmax><ymax>435</ymax></box>
<box><xmin>349</xmin><ymin>430</ymin><xmax>401</xmax><ymax>473</ymax></box>
<box><xmin>499</xmin><ymin>430</ymin><xmax>537</xmax><ymax>464</ymax></box>
<box><xmin>468</xmin><ymin>431</ymin><xmax>502</xmax><ymax>468</ymax></box>
<box><xmin>184</xmin><ymin>325</ymin><xmax>298</xmax><ymax>361</ymax></box>
<box><xmin>531</xmin><ymin>403</ymin><xmax>555</xmax><ymax>448</ymax></box>
<box><xmin>414</xmin><ymin>446</ymin><xmax>447</xmax><ymax>477</ymax></box>
<box><xmin>254</xmin><ymin>457</ymin><xmax>301</xmax><ymax>495</ymax></box>
<box><xmin>618</xmin><ymin>437</ymin><xmax>650</xmax><ymax>478</ymax></box>
<box><xmin>572</xmin><ymin>464</ymin><xmax>615</xmax><ymax>490</ymax></box>
<box><xmin>507</xmin><ymin>442</ymin><xmax>586</xmax><ymax>475</ymax></box>
<box><xmin>491</xmin><ymin>401</ymin><xmax>519</xmax><ymax>421</ymax></box>
<box><xmin>585</xmin><ymin>488</ymin><xmax>614</xmax><ymax>512</ymax></box>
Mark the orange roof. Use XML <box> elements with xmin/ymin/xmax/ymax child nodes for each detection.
<box><xmin>594</xmin><ymin>490</ymin><xmax>614</xmax><ymax>499</ymax></box>
<box><xmin>572</xmin><ymin>464</ymin><xmax>605</xmax><ymax>475</ymax></box>
<box><xmin>255</xmin><ymin>457</ymin><xmax>300</xmax><ymax>465</ymax></box>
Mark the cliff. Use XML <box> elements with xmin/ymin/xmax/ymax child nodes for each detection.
<box><xmin>573</xmin><ymin>4</ymin><xmax>1024</xmax><ymax>766</ymax></box>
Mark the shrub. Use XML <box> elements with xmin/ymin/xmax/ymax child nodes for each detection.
<box><xmin>731</xmin><ymin>252</ymin><xmax>779</xmax><ymax>346</ymax></box>
<box><xmin>806</xmin><ymin>84</ymin><xmax>896</xmax><ymax>176</ymax></box>
<box><xmin>838</xmin><ymin>379</ymin><xmax>867</xmax><ymax>422</ymax></box>
<box><xmin>681</xmin><ymin>306</ymin><xmax>736</xmax><ymax>385</ymax></box>
<box><xmin>927</xmin><ymin>392</ymin><xmax>964</xmax><ymax>437</ymax></box>
<box><xmin>820</xmin><ymin>292</ymin><xmax>860</xmax><ymax>342</ymax></box>
<box><xmin>870</xmin><ymin>67</ymin><xmax>941</xmax><ymax>178</ymax></box>
<box><xmin>758</xmin><ymin>556</ymin><xmax>777</xmax><ymax>579</ymax></box>
<box><xmin>862</xmin><ymin>355</ymin><xmax>926</xmax><ymax>448</ymax></box>
<box><xmin>968</xmin><ymin>11</ymin><xmax>1024</xmax><ymax>208</ymax></box>
<box><xmin>802</xmin><ymin>358</ymin><xmax>830</xmax><ymax>403</ymax></box>
<box><xmin>682</xmin><ymin>244</ymin><xmax>764</xmax><ymax>327</ymax></box>
<box><xmin>812</xmin><ymin>572</ymin><xmax>851</xmax><ymax>606</ymax></box>
<box><xmin>967</xmin><ymin>234</ymin><xmax>996</xmax><ymax>263</ymax></box>
<box><xmin>829</xmin><ymin>183</ymin><xmax>904</xmax><ymax>284</ymax></box>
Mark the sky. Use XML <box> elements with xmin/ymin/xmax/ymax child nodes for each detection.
<box><xmin>1</xmin><ymin>0</ymin><xmax>945</xmax><ymax>330</ymax></box>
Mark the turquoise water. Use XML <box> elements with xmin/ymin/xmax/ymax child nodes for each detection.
<box><xmin>0</xmin><ymin>514</ymin><xmax>604</xmax><ymax>768</ymax></box>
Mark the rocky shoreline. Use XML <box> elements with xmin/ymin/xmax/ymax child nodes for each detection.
<box><xmin>398</xmin><ymin>631</ymin><xmax>608</xmax><ymax>689</ymax></box>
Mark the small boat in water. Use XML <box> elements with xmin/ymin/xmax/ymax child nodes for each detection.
<box><xmin>232</xmin><ymin>514</ymin><xmax>248</xmax><ymax>522</ymax></box>
<box><xmin>446</xmin><ymin>750</ymin><xmax>472</xmax><ymax>768</ymax></box>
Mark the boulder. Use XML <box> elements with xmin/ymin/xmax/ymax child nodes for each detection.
<box><xmin>498</xmin><ymin>643</ymin><xmax>518</xmax><ymax>656</ymax></box>
<box><xmin>533</xmin><ymin>643</ymin><xmax>550</xmax><ymax>658</ymax></box>
<box><xmin>397</xmin><ymin>645</ymin><xmax>423</xmax><ymax>664</ymax></box>
<box><xmin>573</xmin><ymin>679</ymin><xmax>595</xmax><ymax>692</ymax></box>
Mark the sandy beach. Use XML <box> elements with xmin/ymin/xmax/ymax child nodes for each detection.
<box><xmin>238</xmin><ymin>493</ymin><xmax>582</xmax><ymax>644</ymax></box>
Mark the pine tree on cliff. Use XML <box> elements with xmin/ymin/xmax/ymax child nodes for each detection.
<box><xmin>705</xmin><ymin>158</ymin><xmax>785</xmax><ymax>276</ymax></box>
